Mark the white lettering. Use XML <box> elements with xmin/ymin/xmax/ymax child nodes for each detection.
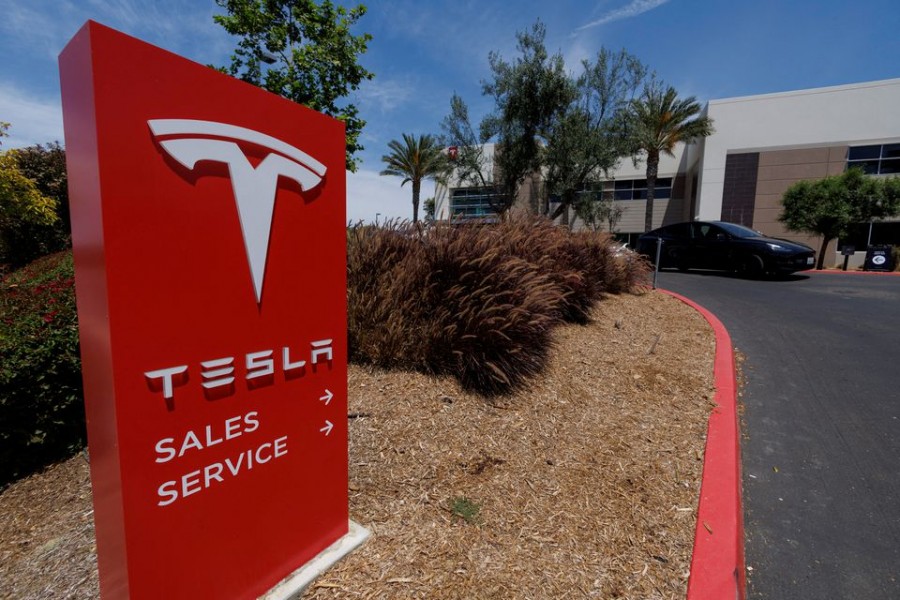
<box><xmin>155</xmin><ymin>438</ymin><xmax>176</xmax><ymax>463</ymax></box>
<box><xmin>255</xmin><ymin>442</ymin><xmax>273</xmax><ymax>464</ymax></box>
<box><xmin>224</xmin><ymin>415</ymin><xmax>243</xmax><ymax>440</ymax></box>
<box><xmin>181</xmin><ymin>469</ymin><xmax>202</xmax><ymax>497</ymax></box>
<box><xmin>158</xmin><ymin>481</ymin><xmax>178</xmax><ymax>507</ymax></box>
<box><xmin>310</xmin><ymin>339</ymin><xmax>333</xmax><ymax>364</ymax></box>
<box><xmin>225</xmin><ymin>454</ymin><xmax>244</xmax><ymax>477</ymax></box>
<box><xmin>155</xmin><ymin>434</ymin><xmax>290</xmax><ymax>507</ymax></box>
<box><xmin>204</xmin><ymin>424</ymin><xmax>223</xmax><ymax>447</ymax></box>
<box><xmin>246</xmin><ymin>350</ymin><xmax>274</xmax><ymax>379</ymax></box>
<box><xmin>178</xmin><ymin>430</ymin><xmax>204</xmax><ymax>457</ymax></box>
<box><xmin>244</xmin><ymin>411</ymin><xmax>259</xmax><ymax>434</ymax></box>
<box><xmin>273</xmin><ymin>435</ymin><xmax>288</xmax><ymax>458</ymax></box>
<box><xmin>201</xmin><ymin>357</ymin><xmax>235</xmax><ymax>389</ymax></box>
<box><xmin>144</xmin><ymin>339</ymin><xmax>336</xmax><ymax>405</ymax></box>
<box><xmin>145</xmin><ymin>365</ymin><xmax>188</xmax><ymax>399</ymax></box>
<box><xmin>204</xmin><ymin>462</ymin><xmax>224</xmax><ymax>487</ymax></box>
<box><xmin>282</xmin><ymin>346</ymin><xmax>306</xmax><ymax>371</ymax></box>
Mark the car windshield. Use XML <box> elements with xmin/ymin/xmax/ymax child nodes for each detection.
<box><xmin>716</xmin><ymin>222</ymin><xmax>764</xmax><ymax>238</ymax></box>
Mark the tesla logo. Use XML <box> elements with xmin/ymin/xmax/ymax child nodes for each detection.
<box><xmin>148</xmin><ymin>119</ymin><xmax>327</xmax><ymax>304</ymax></box>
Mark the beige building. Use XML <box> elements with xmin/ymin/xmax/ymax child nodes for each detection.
<box><xmin>435</xmin><ymin>77</ymin><xmax>900</xmax><ymax>268</ymax></box>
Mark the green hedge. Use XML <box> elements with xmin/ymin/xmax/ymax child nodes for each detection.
<box><xmin>0</xmin><ymin>252</ymin><xmax>83</xmax><ymax>486</ymax></box>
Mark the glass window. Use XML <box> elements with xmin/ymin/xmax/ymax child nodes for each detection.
<box><xmin>606</xmin><ymin>178</ymin><xmax>673</xmax><ymax>201</ymax></box>
<box><xmin>879</xmin><ymin>159</ymin><xmax>900</xmax><ymax>174</ymax></box>
<box><xmin>850</xmin><ymin>160</ymin><xmax>881</xmax><ymax>175</ymax></box>
<box><xmin>882</xmin><ymin>144</ymin><xmax>900</xmax><ymax>159</ymax></box>
<box><xmin>449</xmin><ymin>187</ymin><xmax>501</xmax><ymax>220</ymax></box>
<box><xmin>848</xmin><ymin>145</ymin><xmax>880</xmax><ymax>160</ymax></box>
<box><xmin>847</xmin><ymin>144</ymin><xmax>900</xmax><ymax>175</ymax></box>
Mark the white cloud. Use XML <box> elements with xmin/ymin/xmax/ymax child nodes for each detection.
<box><xmin>356</xmin><ymin>77</ymin><xmax>415</xmax><ymax>114</ymax></box>
<box><xmin>346</xmin><ymin>168</ymin><xmax>435</xmax><ymax>224</ymax></box>
<box><xmin>0</xmin><ymin>84</ymin><xmax>63</xmax><ymax>148</ymax></box>
<box><xmin>575</xmin><ymin>0</ymin><xmax>671</xmax><ymax>32</ymax></box>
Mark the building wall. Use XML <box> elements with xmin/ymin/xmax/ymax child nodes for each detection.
<box><xmin>752</xmin><ymin>146</ymin><xmax>847</xmax><ymax>250</ymax></box>
<box><xmin>698</xmin><ymin>78</ymin><xmax>900</xmax><ymax>221</ymax></box>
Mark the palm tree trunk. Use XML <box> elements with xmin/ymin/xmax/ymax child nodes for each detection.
<box><xmin>412</xmin><ymin>179</ymin><xmax>420</xmax><ymax>224</ymax></box>
<box><xmin>644</xmin><ymin>151</ymin><xmax>659</xmax><ymax>233</ymax></box>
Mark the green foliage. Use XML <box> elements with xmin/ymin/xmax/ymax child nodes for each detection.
<box><xmin>544</xmin><ymin>48</ymin><xmax>648</xmax><ymax>222</ymax></box>
<box><xmin>1</xmin><ymin>143</ymin><xmax>70</xmax><ymax>270</ymax></box>
<box><xmin>214</xmin><ymin>0</ymin><xmax>374</xmax><ymax>171</ymax></box>
<box><xmin>450</xmin><ymin>496</ymin><xmax>481</xmax><ymax>524</ymax></box>
<box><xmin>626</xmin><ymin>82</ymin><xmax>714</xmax><ymax>232</ymax></box>
<box><xmin>440</xmin><ymin>94</ymin><xmax>504</xmax><ymax>211</ymax></box>
<box><xmin>0</xmin><ymin>252</ymin><xmax>83</xmax><ymax>486</ymax></box>
<box><xmin>423</xmin><ymin>197</ymin><xmax>436</xmax><ymax>223</ymax></box>
<box><xmin>574</xmin><ymin>189</ymin><xmax>623</xmax><ymax>232</ymax></box>
<box><xmin>481</xmin><ymin>21</ymin><xmax>574</xmax><ymax>211</ymax></box>
<box><xmin>442</xmin><ymin>24</ymin><xmax>648</xmax><ymax>223</ymax></box>
<box><xmin>0</xmin><ymin>150</ymin><xmax>60</xmax><ymax>271</ymax></box>
<box><xmin>380</xmin><ymin>134</ymin><xmax>449</xmax><ymax>224</ymax></box>
<box><xmin>347</xmin><ymin>218</ymin><xmax>650</xmax><ymax>395</ymax></box>
<box><xmin>780</xmin><ymin>168</ymin><xmax>900</xmax><ymax>269</ymax></box>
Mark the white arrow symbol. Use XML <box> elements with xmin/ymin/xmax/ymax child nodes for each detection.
<box><xmin>320</xmin><ymin>420</ymin><xmax>334</xmax><ymax>436</ymax></box>
<box><xmin>319</xmin><ymin>389</ymin><xmax>333</xmax><ymax>405</ymax></box>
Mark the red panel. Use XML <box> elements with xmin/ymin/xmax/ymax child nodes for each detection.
<box><xmin>60</xmin><ymin>21</ymin><xmax>348</xmax><ymax>599</ymax></box>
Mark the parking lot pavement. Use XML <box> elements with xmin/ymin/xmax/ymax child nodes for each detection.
<box><xmin>658</xmin><ymin>270</ymin><xmax>900</xmax><ymax>600</ymax></box>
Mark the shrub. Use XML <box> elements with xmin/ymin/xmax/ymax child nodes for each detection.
<box><xmin>347</xmin><ymin>217</ymin><xmax>650</xmax><ymax>395</ymax></box>
<box><xmin>0</xmin><ymin>251</ymin><xmax>83</xmax><ymax>486</ymax></box>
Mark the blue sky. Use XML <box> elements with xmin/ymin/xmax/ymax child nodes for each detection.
<box><xmin>1</xmin><ymin>0</ymin><xmax>898</xmax><ymax>222</ymax></box>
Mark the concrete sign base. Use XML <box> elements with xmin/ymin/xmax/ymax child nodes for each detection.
<box><xmin>261</xmin><ymin>521</ymin><xmax>371</xmax><ymax>600</ymax></box>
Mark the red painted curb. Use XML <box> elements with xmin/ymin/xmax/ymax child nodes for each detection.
<box><xmin>658</xmin><ymin>289</ymin><xmax>745</xmax><ymax>600</ymax></box>
<box><xmin>807</xmin><ymin>269</ymin><xmax>900</xmax><ymax>277</ymax></box>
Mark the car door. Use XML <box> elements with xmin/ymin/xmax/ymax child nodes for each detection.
<box><xmin>690</xmin><ymin>222</ymin><xmax>732</xmax><ymax>270</ymax></box>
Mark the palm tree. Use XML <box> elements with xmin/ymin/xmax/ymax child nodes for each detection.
<box><xmin>380</xmin><ymin>133</ymin><xmax>447</xmax><ymax>224</ymax></box>
<box><xmin>628</xmin><ymin>84</ymin><xmax>714</xmax><ymax>232</ymax></box>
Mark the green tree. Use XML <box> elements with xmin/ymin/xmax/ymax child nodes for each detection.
<box><xmin>480</xmin><ymin>21</ymin><xmax>574</xmax><ymax>215</ymax></box>
<box><xmin>0</xmin><ymin>151</ymin><xmax>59</xmax><ymax>269</ymax></box>
<box><xmin>575</xmin><ymin>188</ymin><xmax>623</xmax><ymax>232</ymax></box>
<box><xmin>544</xmin><ymin>48</ymin><xmax>648</xmax><ymax>224</ymax></box>
<box><xmin>627</xmin><ymin>83</ymin><xmax>713</xmax><ymax>232</ymax></box>
<box><xmin>440</xmin><ymin>94</ymin><xmax>503</xmax><ymax>212</ymax></box>
<box><xmin>11</xmin><ymin>143</ymin><xmax>70</xmax><ymax>255</ymax></box>
<box><xmin>423</xmin><ymin>197</ymin><xmax>436</xmax><ymax>223</ymax></box>
<box><xmin>780</xmin><ymin>168</ymin><xmax>900</xmax><ymax>269</ymax></box>
<box><xmin>380</xmin><ymin>133</ymin><xmax>448</xmax><ymax>224</ymax></box>
<box><xmin>214</xmin><ymin>0</ymin><xmax>374</xmax><ymax>171</ymax></box>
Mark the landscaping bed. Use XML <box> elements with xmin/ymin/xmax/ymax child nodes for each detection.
<box><xmin>0</xmin><ymin>291</ymin><xmax>715</xmax><ymax>599</ymax></box>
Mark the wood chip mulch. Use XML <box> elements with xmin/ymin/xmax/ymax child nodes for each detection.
<box><xmin>0</xmin><ymin>291</ymin><xmax>715</xmax><ymax>600</ymax></box>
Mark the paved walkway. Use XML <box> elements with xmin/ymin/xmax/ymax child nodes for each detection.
<box><xmin>659</xmin><ymin>271</ymin><xmax>900</xmax><ymax>599</ymax></box>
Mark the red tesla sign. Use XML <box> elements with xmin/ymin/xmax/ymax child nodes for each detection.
<box><xmin>60</xmin><ymin>21</ymin><xmax>348</xmax><ymax>599</ymax></box>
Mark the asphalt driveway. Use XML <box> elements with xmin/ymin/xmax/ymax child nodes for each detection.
<box><xmin>658</xmin><ymin>270</ymin><xmax>900</xmax><ymax>599</ymax></box>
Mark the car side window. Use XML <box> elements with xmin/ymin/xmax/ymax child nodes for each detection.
<box><xmin>708</xmin><ymin>225</ymin><xmax>728</xmax><ymax>240</ymax></box>
<box><xmin>691</xmin><ymin>223</ymin><xmax>712</xmax><ymax>239</ymax></box>
<box><xmin>663</xmin><ymin>223</ymin><xmax>690</xmax><ymax>239</ymax></box>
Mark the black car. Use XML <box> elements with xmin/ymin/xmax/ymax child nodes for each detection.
<box><xmin>636</xmin><ymin>221</ymin><xmax>816</xmax><ymax>275</ymax></box>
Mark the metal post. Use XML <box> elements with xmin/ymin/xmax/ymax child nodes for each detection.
<box><xmin>653</xmin><ymin>237</ymin><xmax>663</xmax><ymax>290</ymax></box>
<box><xmin>867</xmin><ymin>221</ymin><xmax>874</xmax><ymax>247</ymax></box>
